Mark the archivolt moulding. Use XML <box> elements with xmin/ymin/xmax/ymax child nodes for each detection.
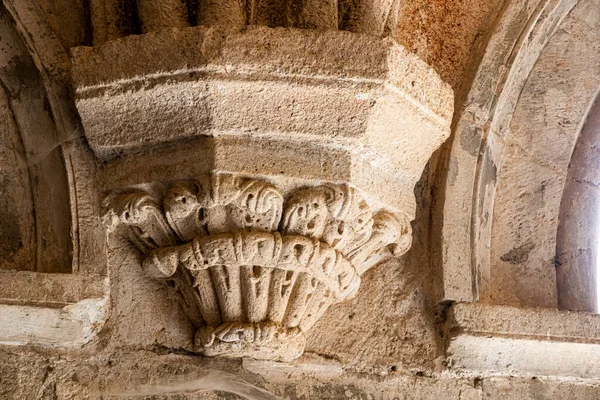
<box><xmin>105</xmin><ymin>173</ymin><xmax>411</xmax><ymax>361</ymax></box>
<box><xmin>440</xmin><ymin>0</ymin><xmax>579</xmax><ymax>303</ymax></box>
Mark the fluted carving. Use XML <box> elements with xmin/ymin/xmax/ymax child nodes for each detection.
<box><xmin>90</xmin><ymin>0</ymin><xmax>400</xmax><ymax>44</ymax></box>
<box><xmin>104</xmin><ymin>173</ymin><xmax>411</xmax><ymax>361</ymax></box>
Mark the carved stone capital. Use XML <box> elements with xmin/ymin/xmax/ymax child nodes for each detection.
<box><xmin>105</xmin><ymin>173</ymin><xmax>410</xmax><ymax>361</ymax></box>
<box><xmin>84</xmin><ymin>23</ymin><xmax>451</xmax><ymax>362</ymax></box>
<box><xmin>72</xmin><ymin>26</ymin><xmax>453</xmax><ymax>219</ymax></box>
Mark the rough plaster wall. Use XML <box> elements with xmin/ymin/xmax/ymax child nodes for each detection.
<box><xmin>102</xmin><ymin>235</ymin><xmax>198</xmax><ymax>351</ymax></box>
<box><xmin>306</xmin><ymin>257</ymin><xmax>441</xmax><ymax>373</ymax></box>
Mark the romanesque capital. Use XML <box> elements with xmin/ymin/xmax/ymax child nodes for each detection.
<box><xmin>105</xmin><ymin>173</ymin><xmax>411</xmax><ymax>361</ymax></box>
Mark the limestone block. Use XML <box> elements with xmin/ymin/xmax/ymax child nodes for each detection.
<box><xmin>0</xmin><ymin>298</ymin><xmax>108</xmax><ymax>348</ymax></box>
<box><xmin>0</xmin><ymin>270</ymin><xmax>107</xmax><ymax>307</ymax></box>
<box><xmin>71</xmin><ymin>25</ymin><xmax>453</xmax><ymax>218</ymax></box>
<box><xmin>447</xmin><ymin>303</ymin><xmax>600</xmax><ymax>378</ymax></box>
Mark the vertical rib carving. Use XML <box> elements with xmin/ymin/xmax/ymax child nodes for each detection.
<box><xmin>136</xmin><ymin>0</ymin><xmax>190</xmax><ymax>33</ymax></box>
<box><xmin>283</xmin><ymin>273</ymin><xmax>318</xmax><ymax>327</ymax></box>
<box><xmin>292</xmin><ymin>0</ymin><xmax>338</xmax><ymax>30</ymax></box>
<box><xmin>268</xmin><ymin>269</ymin><xmax>299</xmax><ymax>322</ymax></box>
<box><xmin>241</xmin><ymin>265</ymin><xmax>271</xmax><ymax>322</ymax></box>
<box><xmin>105</xmin><ymin>174</ymin><xmax>410</xmax><ymax>361</ymax></box>
<box><xmin>191</xmin><ymin>269</ymin><xmax>223</xmax><ymax>326</ymax></box>
<box><xmin>211</xmin><ymin>265</ymin><xmax>243</xmax><ymax>322</ymax></box>
<box><xmin>197</xmin><ymin>0</ymin><xmax>247</xmax><ymax>27</ymax></box>
<box><xmin>171</xmin><ymin>269</ymin><xmax>205</xmax><ymax>326</ymax></box>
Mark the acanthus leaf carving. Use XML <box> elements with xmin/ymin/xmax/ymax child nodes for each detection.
<box><xmin>104</xmin><ymin>173</ymin><xmax>411</xmax><ymax>361</ymax></box>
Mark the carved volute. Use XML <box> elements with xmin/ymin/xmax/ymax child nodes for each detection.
<box><xmin>105</xmin><ymin>173</ymin><xmax>411</xmax><ymax>361</ymax></box>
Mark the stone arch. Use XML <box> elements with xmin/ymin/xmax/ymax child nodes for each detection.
<box><xmin>0</xmin><ymin>4</ymin><xmax>72</xmax><ymax>273</ymax></box>
<box><xmin>0</xmin><ymin>1</ymin><xmax>109</xmax><ymax>349</ymax></box>
<box><xmin>441</xmin><ymin>0</ymin><xmax>600</xmax><ymax>307</ymax></box>
<box><xmin>2</xmin><ymin>0</ymin><xmax>111</xmax><ymax>276</ymax></box>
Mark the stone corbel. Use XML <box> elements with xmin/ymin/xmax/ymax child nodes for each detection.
<box><xmin>104</xmin><ymin>173</ymin><xmax>411</xmax><ymax>361</ymax></box>
<box><xmin>75</xmin><ymin>24</ymin><xmax>453</xmax><ymax>361</ymax></box>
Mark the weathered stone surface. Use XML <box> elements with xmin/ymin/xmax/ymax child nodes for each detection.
<box><xmin>440</xmin><ymin>0</ymin><xmax>600</xmax><ymax>308</ymax></box>
<box><xmin>556</xmin><ymin>95</ymin><xmax>600</xmax><ymax>312</ymax></box>
<box><xmin>448</xmin><ymin>303</ymin><xmax>600</xmax><ymax>378</ymax></box>
<box><xmin>0</xmin><ymin>270</ymin><xmax>106</xmax><ymax>307</ymax></box>
<box><xmin>3</xmin><ymin>346</ymin><xmax>600</xmax><ymax>399</ymax></box>
<box><xmin>104</xmin><ymin>173</ymin><xmax>411</xmax><ymax>361</ymax></box>
<box><xmin>487</xmin><ymin>0</ymin><xmax>600</xmax><ymax>308</ymax></box>
<box><xmin>438</xmin><ymin>0</ymin><xmax>574</xmax><ymax>302</ymax></box>
<box><xmin>0</xmin><ymin>6</ymin><xmax>73</xmax><ymax>273</ymax></box>
<box><xmin>0</xmin><ymin>83</ymin><xmax>35</xmax><ymax>271</ymax></box>
<box><xmin>394</xmin><ymin>0</ymin><xmax>505</xmax><ymax>88</ymax></box>
<box><xmin>71</xmin><ymin>26</ymin><xmax>452</xmax><ymax>218</ymax></box>
<box><xmin>3</xmin><ymin>0</ymin><xmax>600</xmax><ymax>397</ymax></box>
<box><xmin>0</xmin><ymin>298</ymin><xmax>107</xmax><ymax>349</ymax></box>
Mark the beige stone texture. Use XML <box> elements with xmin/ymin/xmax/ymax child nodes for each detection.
<box><xmin>0</xmin><ymin>4</ymin><xmax>73</xmax><ymax>273</ymax></box>
<box><xmin>2</xmin><ymin>0</ymin><xmax>600</xmax><ymax>398</ymax></box>
<box><xmin>394</xmin><ymin>0</ymin><xmax>506</xmax><ymax>89</ymax></box>
<box><xmin>440</xmin><ymin>0</ymin><xmax>599</xmax><ymax>306</ymax></box>
<box><xmin>486</xmin><ymin>0</ymin><xmax>600</xmax><ymax>308</ymax></box>
<box><xmin>556</xmin><ymin>95</ymin><xmax>600</xmax><ymax>312</ymax></box>
<box><xmin>448</xmin><ymin>303</ymin><xmax>600</xmax><ymax>378</ymax></box>
<box><xmin>3</xmin><ymin>346</ymin><xmax>600</xmax><ymax>399</ymax></box>
<box><xmin>71</xmin><ymin>26</ymin><xmax>453</xmax><ymax>217</ymax></box>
